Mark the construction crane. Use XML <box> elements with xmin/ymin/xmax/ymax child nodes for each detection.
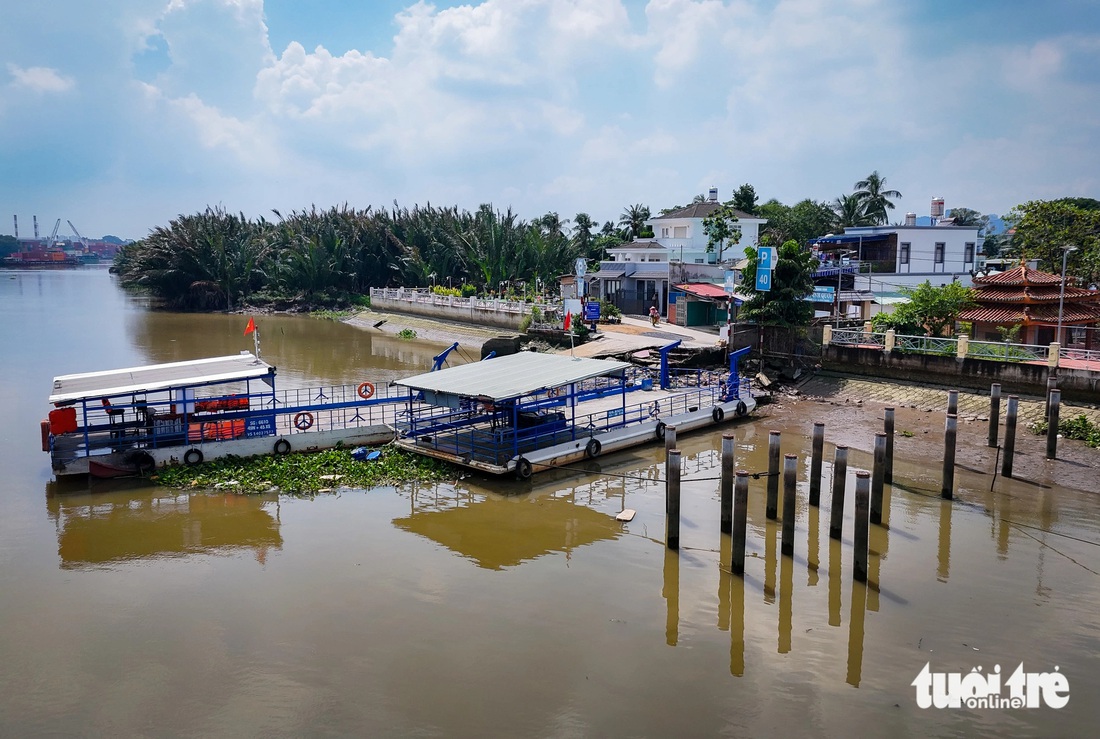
<box><xmin>67</xmin><ymin>220</ymin><xmax>90</xmax><ymax>252</ymax></box>
<box><xmin>46</xmin><ymin>219</ymin><xmax>61</xmax><ymax>249</ymax></box>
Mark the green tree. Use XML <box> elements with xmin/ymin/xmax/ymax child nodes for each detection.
<box><xmin>871</xmin><ymin>280</ymin><xmax>974</xmax><ymax>336</ymax></box>
<box><xmin>854</xmin><ymin>170</ymin><xmax>902</xmax><ymax>225</ymax></box>
<box><xmin>946</xmin><ymin>207</ymin><xmax>983</xmax><ymax>228</ymax></box>
<box><xmin>832</xmin><ymin>194</ymin><xmax>873</xmax><ymax>228</ymax></box>
<box><xmin>738</xmin><ymin>240</ymin><xmax>816</xmax><ymax>327</ymax></box>
<box><xmin>618</xmin><ymin>203</ymin><xmax>651</xmax><ymax>241</ymax></box>
<box><xmin>701</xmin><ymin>202</ymin><xmax>741</xmax><ymax>262</ymax></box>
<box><xmin>572</xmin><ymin>212</ymin><xmax>597</xmax><ymax>260</ymax></box>
<box><xmin>731</xmin><ymin>184</ymin><xmax>759</xmax><ymax>215</ymax></box>
<box><xmin>1008</xmin><ymin>199</ymin><xmax>1100</xmax><ymax>285</ymax></box>
<box><xmin>0</xmin><ymin>234</ymin><xmax>18</xmax><ymax>258</ymax></box>
<box><xmin>758</xmin><ymin>199</ymin><xmax>836</xmax><ymax>246</ymax></box>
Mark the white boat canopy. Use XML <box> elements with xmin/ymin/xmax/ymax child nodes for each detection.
<box><xmin>395</xmin><ymin>352</ymin><xmax>630</xmax><ymax>402</ymax></box>
<box><xmin>49</xmin><ymin>353</ymin><xmax>275</xmax><ymax>405</ymax></box>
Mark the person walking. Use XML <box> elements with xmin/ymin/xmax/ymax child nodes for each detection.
<box><xmin>649</xmin><ymin>305</ymin><xmax>660</xmax><ymax>327</ymax></box>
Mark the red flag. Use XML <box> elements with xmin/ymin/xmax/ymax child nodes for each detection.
<box><xmin>244</xmin><ymin>316</ymin><xmax>256</xmax><ymax>335</ymax></box>
<box><xmin>564</xmin><ymin>312</ymin><xmax>571</xmax><ymax>330</ymax></box>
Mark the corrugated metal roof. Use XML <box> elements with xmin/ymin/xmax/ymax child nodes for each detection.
<box><xmin>674</xmin><ymin>282</ymin><xmax>728</xmax><ymax>299</ymax></box>
<box><xmin>395</xmin><ymin>352</ymin><xmax>630</xmax><ymax>402</ymax></box>
<box><xmin>50</xmin><ymin>354</ymin><xmax>274</xmax><ymax>404</ymax></box>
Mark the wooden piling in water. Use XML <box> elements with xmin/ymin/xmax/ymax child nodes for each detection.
<box><xmin>854</xmin><ymin>471</ymin><xmax>870</xmax><ymax>583</ymax></box>
<box><xmin>942</xmin><ymin>414</ymin><xmax>957</xmax><ymax>499</ymax></box>
<box><xmin>1046</xmin><ymin>389</ymin><xmax>1061</xmax><ymax>460</ymax></box>
<box><xmin>664</xmin><ymin>425</ymin><xmax>677</xmax><ymax>515</ymax></box>
<box><xmin>988</xmin><ymin>383</ymin><xmax>1001</xmax><ymax>448</ymax></box>
<box><xmin>732</xmin><ymin>470</ymin><xmax>749</xmax><ymax>575</ymax></box>
<box><xmin>1002</xmin><ymin>396</ymin><xmax>1018</xmax><ymax>479</ymax></box>
<box><xmin>666</xmin><ymin>448</ymin><xmax>681</xmax><ymax>550</ymax></box>
<box><xmin>781</xmin><ymin>453</ymin><xmax>797</xmax><ymax>557</ymax></box>
<box><xmin>809</xmin><ymin>422</ymin><xmax>824</xmax><ymax>506</ymax></box>
<box><xmin>829</xmin><ymin>445</ymin><xmax>848</xmax><ymax>540</ymax></box>
<box><xmin>870</xmin><ymin>432</ymin><xmax>886</xmax><ymax>525</ymax></box>
<box><xmin>766</xmin><ymin>431</ymin><xmax>781</xmax><ymax>520</ymax></box>
<box><xmin>883</xmin><ymin>407</ymin><xmax>894</xmax><ymax>484</ymax></box>
<box><xmin>947</xmin><ymin>389</ymin><xmax>958</xmax><ymax>417</ymax></box>
<box><xmin>720</xmin><ymin>434</ymin><xmax>735</xmax><ymax>534</ymax></box>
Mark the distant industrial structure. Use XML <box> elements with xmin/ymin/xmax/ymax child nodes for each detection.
<box><xmin>4</xmin><ymin>213</ymin><xmax>121</xmax><ymax>266</ymax></box>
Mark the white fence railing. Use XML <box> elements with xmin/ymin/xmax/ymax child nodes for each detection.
<box><xmin>821</xmin><ymin>325</ymin><xmax>1092</xmax><ymax>368</ymax></box>
<box><xmin>370</xmin><ymin>288</ymin><xmax>560</xmax><ymax>317</ymax></box>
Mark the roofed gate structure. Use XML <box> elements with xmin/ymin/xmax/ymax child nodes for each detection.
<box><xmin>959</xmin><ymin>263</ymin><xmax>1100</xmax><ymax>347</ymax></box>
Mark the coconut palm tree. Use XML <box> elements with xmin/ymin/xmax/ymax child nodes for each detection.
<box><xmin>853</xmin><ymin>171</ymin><xmax>902</xmax><ymax>225</ymax></box>
<box><xmin>832</xmin><ymin>194</ymin><xmax>874</xmax><ymax>228</ymax></box>
<box><xmin>618</xmin><ymin>204</ymin><xmax>651</xmax><ymax>241</ymax></box>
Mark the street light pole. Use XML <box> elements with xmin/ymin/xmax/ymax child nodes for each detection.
<box><xmin>1057</xmin><ymin>245</ymin><xmax>1078</xmax><ymax>346</ymax></box>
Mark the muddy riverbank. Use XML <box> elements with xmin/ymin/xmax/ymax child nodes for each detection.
<box><xmin>763</xmin><ymin>373</ymin><xmax>1099</xmax><ymax>495</ymax></box>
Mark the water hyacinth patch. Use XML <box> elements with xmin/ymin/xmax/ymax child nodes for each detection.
<box><xmin>153</xmin><ymin>446</ymin><xmax>456</xmax><ymax>495</ymax></box>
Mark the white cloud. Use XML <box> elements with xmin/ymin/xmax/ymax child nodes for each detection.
<box><xmin>7</xmin><ymin>64</ymin><xmax>75</xmax><ymax>93</ymax></box>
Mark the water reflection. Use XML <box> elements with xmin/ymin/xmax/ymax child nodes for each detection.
<box><xmin>828</xmin><ymin>537</ymin><xmax>842</xmax><ymax>627</ymax></box>
<box><xmin>778</xmin><ymin>554</ymin><xmax>793</xmax><ymax>654</ymax></box>
<box><xmin>392</xmin><ymin>490</ymin><xmax>620</xmax><ymax>570</ymax></box>
<box><xmin>124</xmin><ymin>310</ymin><xmax>468</xmax><ymax>387</ymax></box>
<box><xmin>937</xmin><ymin>499</ymin><xmax>953</xmax><ymax>583</ymax></box>
<box><xmin>46</xmin><ymin>485</ymin><xmax>282</xmax><ymax>569</ymax></box>
<box><xmin>846</xmin><ymin>581</ymin><xmax>868</xmax><ymax>687</ymax></box>
<box><xmin>663</xmin><ymin>549</ymin><xmax>679</xmax><ymax>646</ymax></box>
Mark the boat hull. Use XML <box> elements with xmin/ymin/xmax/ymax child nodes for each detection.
<box><xmin>56</xmin><ymin>425</ymin><xmax>394</xmax><ymax>477</ymax></box>
<box><xmin>396</xmin><ymin>396</ymin><xmax>755</xmax><ymax>477</ymax></box>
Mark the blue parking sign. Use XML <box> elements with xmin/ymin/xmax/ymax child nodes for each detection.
<box><xmin>758</xmin><ymin>247</ymin><xmax>776</xmax><ymax>270</ymax></box>
<box><xmin>755</xmin><ymin>270</ymin><xmax>772</xmax><ymax>291</ymax></box>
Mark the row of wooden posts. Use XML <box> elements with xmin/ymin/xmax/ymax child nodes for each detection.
<box><xmin>661</xmin><ymin>381</ymin><xmax>1065</xmax><ymax>583</ymax></box>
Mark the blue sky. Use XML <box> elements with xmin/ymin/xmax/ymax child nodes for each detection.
<box><xmin>1</xmin><ymin>0</ymin><xmax>1097</xmax><ymax>240</ymax></box>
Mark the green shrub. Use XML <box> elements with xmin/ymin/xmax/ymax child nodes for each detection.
<box><xmin>397</xmin><ymin>328</ymin><xmax>417</xmax><ymax>340</ymax></box>
<box><xmin>460</xmin><ymin>283</ymin><xmax>477</xmax><ymax>298</ymax></box>
<box><xmin>600</xmin><ymin>301</ymin><xmax>621</xmax><ymax>320</ymax></box>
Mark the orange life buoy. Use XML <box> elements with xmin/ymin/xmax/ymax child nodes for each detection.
<box><xmin>294</xmin><ymin>412</ymin><xmax>314</xmax><ymax>431</ymax></box>
<box><xmin>547</xmin><ymin>387</ymin><xmax>560</xmax><ymax>398</ymax></box>
<box><xmin>357</xmin><ymin>382</ymin><xmax>375</xmax><ymax>399</ymax></box>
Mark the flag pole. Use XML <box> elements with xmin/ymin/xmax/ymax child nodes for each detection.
<box><xmin>254</xmin><ymin>327</ymin><xmax>261</xmax><ymax>359</ymax></box>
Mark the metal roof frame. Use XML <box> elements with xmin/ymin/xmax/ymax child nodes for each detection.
<box><xmin>395</xmin><ymin>352</ymin><xmax>630</xmax><ymax>402</ymax></box>
<box><xmin>49</xmin><ymin>353</ymin><xmax>275</xmax><ymax>405</ymax></box>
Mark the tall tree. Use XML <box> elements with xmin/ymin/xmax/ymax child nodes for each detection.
<box><xmin>759</xmin><ymin>199</ymin><xmax>836</xmax><ymax>247</ymax></box>
<box><xmin>853</xmin><ymin>170</ymin><xmax>902</xmax><ymax>225</ymax></box>
<box><xmin>1008</xmin><ymin>199</ymin><xmax>1100</xmax><ymax>286</ymax></box>
<box><xmin>946</xmin><ymin>207</ymin><xmax>983</xmax><ymax>228</ymax></box>
<box><xmin>701</xmin><ymin>202</ymin><xmax>741</xmax><ymax>262</ymax></box>
<box><xmin>731</xmin><ymin>184</ymin><xmax>759</xmax><ymax>215</ymax></box>
<box><xmin>571</xmin><ymin>212</ymin><xmax>595</xmax><ymax>259</ymax></box>
<box><xmin>618</xmin><ymin>204</ymin><xmax>651</xmax><ymax>241</ymax></box>
<box><xmin>832</xmin><ymin>194</ymin><xmax>873</xmax><ymax>228</ymax></box>
<box><xmin>738</xmin><ymin>240</ymin><xmax>816</xmax><ymax>327</ymax></box>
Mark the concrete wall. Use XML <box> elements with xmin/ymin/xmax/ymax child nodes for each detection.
<box><xmin>371</xmin><ymin>292</ymin><xmax>540</xmax><ymax>330</ymax></box>
<box><xmin>823</xmin><ymin>345</ymin><xmax>1100</xmax><ymax>402</ymax></box>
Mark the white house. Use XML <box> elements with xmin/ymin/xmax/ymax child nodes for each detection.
<box><xmin>647</xmin><ymin>187</ymin><xmax>767</xmax><ymax>266</ymax></box>
<box><xmin>591</xmin><ymin>188</ymin><xmax>765</xmax><ymax>316</ymax></box>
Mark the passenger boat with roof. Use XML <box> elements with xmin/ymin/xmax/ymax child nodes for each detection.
<box><xmin>42</xmin><ymin>351</ymin><xmax>410</xmax><ymax>478</ymax></box>
<box><xmin>393</xmin><ymin>344</ymin><xmax>755</xmax><ymax>478</ymax></box>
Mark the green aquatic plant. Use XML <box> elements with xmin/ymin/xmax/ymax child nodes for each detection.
<box><xmin>152</xmin><ymin>446</ymin><xmax>456</xmax><ymax>495</ymax></box>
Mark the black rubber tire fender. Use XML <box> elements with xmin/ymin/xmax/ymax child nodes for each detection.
<box><xmin>655</xmin><ymin>421</ymin><xmax>666</xmax><ymax>442</ymax></box>
<box><xmin>183</xmin><ymin>448</ymin><xmax>204</xmax><ymax>465</ymax></box>
<box><xmin>273</xmin><ymin>438</ymin><xmax>291</xmax><ymax>455</ymax></box>
<box><xmin>736</xmin><ymin>400</ymin><xmax>748</xmax><ymax>416</ymax></box>
<box><xmin>712</xmin><ymin>406</ymin><xmax>725</xmax><ymax>423</ymax></box>
<box><xmin>515</xmin><ymin>457</ymin><xmax>533</xmax><ymax>480</ymax></box>
<box><xmin>585</xmin><ymin>438</ymin><xmax>602</xmax><ymax>459</ymax></box>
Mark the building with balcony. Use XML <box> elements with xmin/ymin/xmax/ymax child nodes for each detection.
<box><xmin>590</xmin><ymin>188</ymin><xmax>764</xmax><ymax>316</ymax></box>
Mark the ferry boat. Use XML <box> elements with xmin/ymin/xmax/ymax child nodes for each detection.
<box><xmin>42</xmin><ymin>352</ymin><xmax>405</xmax><ymax>478</ymax></box>
<box><xmin>393</xmin><ymin>344</ymin><xmax>756</xmax><ymax>478</ymax></box>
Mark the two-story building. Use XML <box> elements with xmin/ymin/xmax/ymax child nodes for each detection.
<box><xmin>590</xmin><ymin>188</ymin><xmax>766</xmax><ymax>316</ymax></box>
<box><xmin>809</xmin><ymin>207</ymin><xmax>984</xmax><ymax>319</ymax></box>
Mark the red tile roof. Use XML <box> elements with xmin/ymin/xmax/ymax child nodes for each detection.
<box><xmin>973</xmin><ymin>263</ymin><xmax>1065</xmax><ymax>286</ymax></box>
<box><xmin>674</xmin><ymin>282</ymin><xmax>729</xmax><ymax>299</ymax></box>
<box><xmin>959</xmin><ymin>303</ymin><xmax>1100</xmax><ymax>324</ymax></box>
<box><xmin>968</xmin><ymin>285</ymin><xmax>1099</xmax><ymax>304</ymax></box>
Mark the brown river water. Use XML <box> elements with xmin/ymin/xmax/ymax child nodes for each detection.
<box><xmin>1</xmin><ymin>268</ymin><xmax>1098</xmax><ymax>737</ymax></box>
